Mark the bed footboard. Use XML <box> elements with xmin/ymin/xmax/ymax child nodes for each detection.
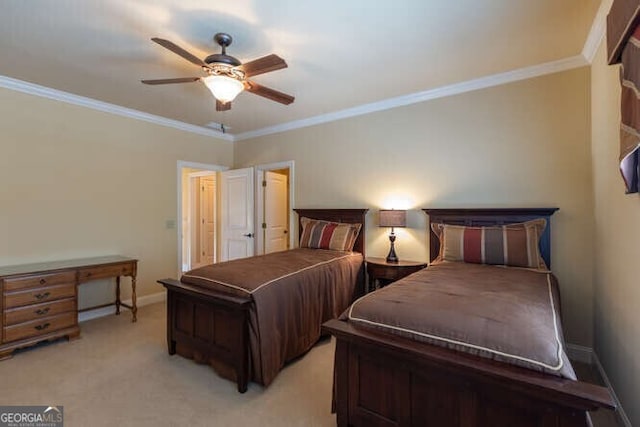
<box><xmin>158</xmin><ymin>279</ymin><xmax>252</xmax><ymax>393</ymax></box>
<box><xmin>323</xmin><ymin>319</ymin><xmax>614</xmax><ymax>427</ymax></box>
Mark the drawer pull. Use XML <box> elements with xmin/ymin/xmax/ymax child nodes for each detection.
<box><xmin>39</xmin><ymin>278</ymin><xmax>46</xmax><ymax>285</ymax></box>
<box><xmin>34</xmin><ymin>323</ymin><xmax>50</xmax><ymax>331</ymax></box>
<box><xmin>35</xmin><ymin>308</ymin><xmax>50</xmax><ymax>316</ymax></box>
<box><xmin>34</xmin><ymin>292</ymin><xmax>51</xmax><ymax>300</ymax></box>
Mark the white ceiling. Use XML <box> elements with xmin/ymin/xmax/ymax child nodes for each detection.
<box><xmin>0</xmin><ymin>0</ymin><xmax>599</xmax><ymax>138</ymax></box>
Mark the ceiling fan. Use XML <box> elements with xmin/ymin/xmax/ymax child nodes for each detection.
<box><xmin>142</xmin><ymin>33</ymin><xmax>294</xmax><ymax>111</ymax></box>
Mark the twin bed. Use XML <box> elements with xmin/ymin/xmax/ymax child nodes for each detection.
<box><xmin>158</xmin><ymin>208</ymin><xmax>368</xmax><ymax>392</ymax></box>
<box><xmin>159</xmin><ymin>207</ymin><xmax>614</xmax><ymax>426</ymax></box>
<box><xmin>323</xmin><ymin>208</ymin><xmax>614</xmax><ymax>426</ymax></box>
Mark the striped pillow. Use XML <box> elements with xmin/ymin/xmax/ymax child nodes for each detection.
<box><xmin>432</xmin><ymin>219</ymin><xmax>548</xmax><ymax>270</ymax></box>
<box><xmin>299</xmin><ymin>217</ymin><xmax>362</xmax><ymax>251</ymax></box>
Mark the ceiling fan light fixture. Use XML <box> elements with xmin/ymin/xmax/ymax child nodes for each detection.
<box><xmin>203</xmin><ymin>75</ymin><xmax>244</xmax><ymax>104</ymax></box>
<box><xmin>145</xmin><ymin>34</ymin><xmax>293</xmax><ymax>111</ymax></box>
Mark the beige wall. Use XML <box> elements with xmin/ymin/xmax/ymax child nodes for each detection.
<box><xmin>3</xmin><ymin>39</ymin><xmax>636</xmax><ymax>419</ymax></box>
<box><xmin>235</xmin><ymin>67</ymin><xmax>595</xmax><ymax>347</ymax></box>
<box><xmin>0</xmin><ymin>88</ymin><xmax>233</xmax><ymax>308</ymax></box>
<box><xmin>591</xmin><ymin>41</ymin><xmax>640</xmax><ymax>425</ymax></box>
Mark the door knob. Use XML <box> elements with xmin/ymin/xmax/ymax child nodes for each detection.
<box><xmin>243</xmin><ymin>233</ymin><xmax>254</xmax><ymax>238</ymax></box>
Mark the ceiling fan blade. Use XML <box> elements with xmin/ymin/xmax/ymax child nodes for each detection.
<box><xmin>216</xmin><ymin>100</ymin><xmax>232</xmax><ymax>111</ymax></box>
<box><xmin>244</xmin><ymin>81</ymin><xmax>294</xmax><ymax>105</ymax></box>
<box><xmin>151</xmin><ymin>38</ymin><xmax>208</xmax><ymax>68</ymax></box>
<box><xmin>239</xmin><ymin>54</ymin><xmax>287</xmax><ymax>77</ymax></box>
<box><xmin>141</xmin><ymin>77</ymin><xmax>201</xmax><ymax>85</ymax></box>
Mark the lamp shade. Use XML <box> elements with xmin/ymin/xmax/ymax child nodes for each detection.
<box><xmin>379</xmin><ymin>210</ymin><xmax>406</xmax><ymax>228</ymax></box>
<box><xmin>203</xmin><ymin>75</ymin><xmax>244</xmax><ymax>104</ymax></box>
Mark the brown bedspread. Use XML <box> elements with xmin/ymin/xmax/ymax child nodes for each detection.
<box><xmin>182</xmin><ymin>248</ymin><xmax>364</xmax><ymax>386</ymax></box>
<box><xmin>345</xmin><ymin>261</ymin><xmax>576</xmax><ymax>379</ymax></box>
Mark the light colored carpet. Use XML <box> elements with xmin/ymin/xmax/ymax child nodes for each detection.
<box><xmin>0</xmin><ymin>303</ymin><xmax>336</xmax><ymax>427</ymax></box>
<box><xmin>0</xmin><ymin>303</ymin><xmax>622</xmax><ymax>427</ymax></box>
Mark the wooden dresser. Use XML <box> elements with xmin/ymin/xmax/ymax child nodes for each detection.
<box><xmin>0</xmin><ymin>256</ymin><xmax>137</xmax><ymax>360</ymax></box>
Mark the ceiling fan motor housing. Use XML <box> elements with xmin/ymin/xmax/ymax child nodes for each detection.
<box><xmin>206</xmin><ymin>33</ymin><xmax>241</xmax><ymax>66</ymax></box>
<box><xmin>204</xmin><ymin>53</ymin><xmax>241</xmax><ymax>67</ymax></box>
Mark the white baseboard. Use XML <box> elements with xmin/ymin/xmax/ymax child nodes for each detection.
<box><xmin>592</xmin><ymin>352</ymin><xmax>633</xmax><ymax>427</ymax></box>
<box><xmin>566</xmin><ymin>343</ymin><xmax>594</xmax><ymax>364</ymax></box>
<box><xmin>78</xmin><ymin>290</ymin><xmax>166</xmax><ymax>322</ymax></box>
<box><xmin>565</xmin><ymin>343</ymin><xmax>632</xmax><ymax>427</ymax></box>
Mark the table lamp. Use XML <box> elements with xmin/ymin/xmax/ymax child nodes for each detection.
<box><xmin>379</xmin><ymin>209</ymin><xmax>406</xmax><ymax>263</ymax></box>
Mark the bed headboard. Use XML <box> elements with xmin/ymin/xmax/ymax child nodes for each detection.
<box><xmin>423</xmin><ymin>208</ymin><xmax>558</xmax><ymax>268</ymax></box>
<box><xmin>293</xmin><ymin>208</ymin><xmax>368</xmax><ymax>255</ymax></box>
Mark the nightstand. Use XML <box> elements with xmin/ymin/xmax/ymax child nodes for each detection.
<box><xmin>365</xmin><ymin>257</ymin><xmax>428</xmax><ymax>292</ymax></box>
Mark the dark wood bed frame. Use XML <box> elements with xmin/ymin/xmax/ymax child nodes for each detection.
<box><xmin>322</xmin><ymin>208</ymin><xmax>615</xmax><ymax>427</ymax></box>
<box><xmin>158</xmin><ymin>208</ymin><xmax>367</xmax><ymax>393</ymax></box>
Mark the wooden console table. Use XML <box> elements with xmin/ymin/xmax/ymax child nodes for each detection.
<box><xmin>0</xmin><ymin>255</ymin><xmax>138</xmax><ymax>360</ymax></box>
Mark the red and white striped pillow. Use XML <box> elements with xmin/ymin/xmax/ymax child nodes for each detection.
<box><xmin>431</xmin><ymin>219</ymin><xmax>548</xmax><ymax>270</ymax></box>
<box><xmin>299</xmin><ymin>217</ymin><xmax>361</xmax><ymax>252</ymax></box>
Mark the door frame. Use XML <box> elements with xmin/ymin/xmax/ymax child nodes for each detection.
<box><xmin>177</xmin><ymin>161</ymin><xmax>228</xmax><ymax>277</ymax></box>
<box><xmin>255</xmin><ymin>160</ymin><xmax>295</xmax><ymax>255</ymax></box>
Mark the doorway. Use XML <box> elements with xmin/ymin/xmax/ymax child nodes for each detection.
<box><xmin>177</xmin><ymin>161</ymin><xmax>227</xmax><ymax>275</ymax></box>
<box><xmin>177</xmin><ymin>161</ymin><xmax>293</xmax><ymax>274</ymax></box>
<box><xmin>255</xmin><ymin>161</ymin><xmax>295</xmax><ymax>255</ymax></box>
<box><xmin>188</xmin><ymin>171</ymin><xmax>216</xmax><ymax>269</ymax></box>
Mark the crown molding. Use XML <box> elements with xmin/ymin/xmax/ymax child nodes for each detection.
<box><xmin>582</xmin><ymin>0</ymin><xmax>611</xmax><ymax>63</ymax></box>
<box><xmin>0</xmin><ymin>75</ymin><xmax>233</xmax><ymax>142</ymax></box>
<box><xmin>234</xmin><ymin>55</ymin><xmax>588</xmax><ymax>141</ymax></box>
<box><xmin>2</xmin><ymin>53</ymin><xmax>590</xmax><ymax>144</ymax></box>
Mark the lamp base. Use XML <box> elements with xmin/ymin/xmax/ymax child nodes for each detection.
<box><xmin>386</xmin><ymin>233</ymin><xmax>399</xmax><ymax>263</ymax></box>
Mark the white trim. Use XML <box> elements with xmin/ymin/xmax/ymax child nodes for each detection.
<box><xmin>177</xmin><ymin>161</ymin><xmax>228</xmax><ymax>277</ymax></box>
<box><xmin>234</xmin><ymin>55</ymin><xmax>587</xmax><ymax>141</ymax></box>
<box><xmin>78</xmin><ymin>291</ymin><xmax>166</xmax><ymax>322</ymax></box>
<box><xmin>593</xmin><ymin>352</ymin><xmax>633</xmax><ymax>427</ymax></box>
<box><xmin>566</xmin><ymin>343</ymin><xmax>594</xmax><ymax>364</ymax></box>
<box><xmin>3</xmin><ymin>54</ymin><xmax>589</xmax><ymax>143</ymax></box>
<box><xmin>254</xmin><ymin>161</ymin><xmax>296</xmax><ymax>255</ymax></box>
<box><xmin>188</xmin><ymin>170</ymin><xmax>217</xmax><ymax>178</ymax></box>
<box><xmin>0</xmin><ymin>75</ymin><xmax>233</xmax><ymax>141</ymax></box>
<box><xmin>557</xmin><ymin>344</ymin><xmax>632</xmax><ymax>426</ymax></box>
<box><xmin>582</xmin><ymin>0</ymin><xmax>611</xmax><ymax>63</ymax></box>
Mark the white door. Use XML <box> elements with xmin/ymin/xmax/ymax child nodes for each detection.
<box><xmin>189</xmin><ymin>174</ymin><xmax>216</xmax><ymax>270</ymax></box>
<box><xmin>220</xmin><ymin>168</ymin><xmax>254</xmax><ymax>261</ymax></box>
<box><xmin>264</xmin><ymin>171</ymin><xmax>289</xmax><ymax>253</ymax></box>
<box><xmin>200</xmin><ymin>176</ymin><xmax>216</xmax><ymax>265</ymax></box>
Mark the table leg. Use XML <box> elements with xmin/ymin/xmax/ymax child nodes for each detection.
<box><xmin>115</xmin><ymin>276</ymin><xmax>121</xmax><ymax>315</ymax></box>
<box><xmin>131</xmin><ymin>274</ymin><xmax>137</xmax><ymax>323</ymax></box>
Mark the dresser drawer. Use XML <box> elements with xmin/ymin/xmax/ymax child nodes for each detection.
<box><xmin>3</xmin><ymin>312</ymin><xmax>77</xmax><ymax>343</ymax></box>
<box><xmin>4</xmin><ymin>298</ymin><xmax>76</xmax><ymax>326</ymax></box>
<box><xmin>3</xmin><ymin>271</ymin><xmax>75</xmax><ymax>292</ymax></box>
<box><xmin>4</xmin><ymin>284</ymin><xmax>76</xmax><ymax>309</ymax></box>
<box><xmin>78</xmin><ymin>263</ymin><xmax>134</xmax><ymax>282</ymax></box>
